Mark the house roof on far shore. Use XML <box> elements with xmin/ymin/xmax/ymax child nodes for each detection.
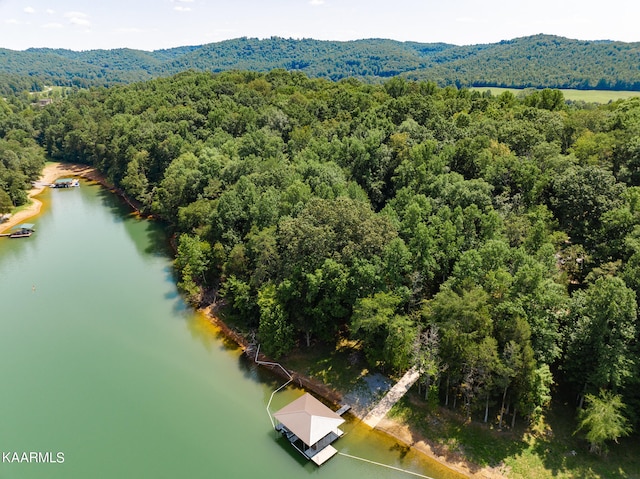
<box><xmin>273</xmin><ymin>393</ymin><xmax>345</xmax><ymax>447</ymax></box>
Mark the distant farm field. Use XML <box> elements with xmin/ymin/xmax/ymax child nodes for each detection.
<box><xmin>472</xmin><ymin>87</ymin><xmax>640</xmax><ymax>104</ymax></box>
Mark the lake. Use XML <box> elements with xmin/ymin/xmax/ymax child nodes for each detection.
<box><xmin>0</xmin><ymin>179</ymin><xmax>463</xmax><ymax>479</ymax></box>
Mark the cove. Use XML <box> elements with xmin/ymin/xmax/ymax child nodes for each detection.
<box><xmin>0</xmin><ymin>180</ymin><xmax>464</xmax><ymax>479</ymax></box>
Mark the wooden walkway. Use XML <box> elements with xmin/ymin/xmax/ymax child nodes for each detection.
<box><xmin>310</xmin><ymin>445</ymin><xmax>338</xmax><ymax>466</ymax></box>
<box><xmin>362</xmin><ymin>366</ymin><xmax>421</xmax><ymax>429</ymax></box>
<box><xmin>335</xmin><ymin>404</ymin><xmax>351</xmax><ymax>416</ymax></box>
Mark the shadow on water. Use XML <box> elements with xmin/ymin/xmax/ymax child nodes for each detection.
<box><xmin>87</xmin><ymin>181</ymin><xmax>465</xmax><ymax>478</ymax></box>
<box><xmin>93</xmin><ymin>185</ymin><xmax>186</xmax><ymax>315</ymax></box>
<box><xmin>273</xmin><ymin>430</ymin><xmax>334</xmax><ymax>475</ymax></box>
<box><xmin>237</xmin><ymin>352</ymin><xmax>286</xmax><ymax>392</ymax></box>
<box><xmin>94</xmin><ymin>185</ymin><xmax>173</xmax><ymax>259</ymax></box>
<box><xmin>274</xmin><ymin>435</ymin><xmax>310</xmax><ymax>468</ymax></box>
<box><xmin>181</xmin><ymin>312</ymin><xmax>245</xmax><ymax>355</ymax></box>
<box><xmin>390</xmin><ymin>441</ymin><xmax>412</xmax><ymax>460</ymax></box>
<box><xmin>216</xmin><ymin>328</ymin><xmax>244</xmax><ymax>351</ymax></box>
<box><xmin>274</xmin><ymin>435</ymin><xmax>346</xmax><ymax>477</ymax></box>
<box><xmin>92</xmin><ymin>184</ymin><xmax>200</xmax><ymax>323</ymax></box>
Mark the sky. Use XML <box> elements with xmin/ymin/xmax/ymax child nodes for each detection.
<box><xmin>1</xmin><ymin>0</ymin><xmax>639</xmax><ymax>52</ymax></box>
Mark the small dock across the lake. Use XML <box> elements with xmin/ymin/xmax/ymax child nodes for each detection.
<box><xmin>50</xmin><ymin>178</ymin><xmax>80</xmax><ymax>188</ymax></box>
<box><xmin>1</xmin><ymin>223</ymin><xmax>36</xmax><ymax>238</ymax></box>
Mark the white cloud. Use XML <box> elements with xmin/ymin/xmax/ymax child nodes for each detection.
<box><xmin>310</xmin><ymin>0</ymin><xmax>325</xmax><ymax>5</ymax></box>
<box><xmin>5</xmin><ymin>18</ymin><xmax>32</xmax><ymax>26</ymax></box>
<box><xmin>65</xmin><ymin>11</ymin><xmax>91</xmax><ymax>27</ymax></box>
<box><xmin>46</xmin><ymin>9</ymin><xmax>55</xmax><ymax>15</ymax></box>
<box><xmin>70</xmin><ymin>17</ymin><xmax>91</xmax><ymax>26</ymax></box>
<box><xmin>42</xmin><ymin>22</ymin><xmax>63</xmax><ymax>29</ymax></box>
<box><xmin>169</xmin><ymin>0</ymin><xmax>195</xmax><ymax>13</ymax></box>
<box><xmin>24</xmin><ymin>7</ymin><xmax>36</xmax><ymax>14</ymax></box>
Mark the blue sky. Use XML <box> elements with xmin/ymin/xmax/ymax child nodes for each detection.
<box><xmin>1</xmin><ymin>0</ymin><xmax>639</xmax><ymax>51</ymax></box>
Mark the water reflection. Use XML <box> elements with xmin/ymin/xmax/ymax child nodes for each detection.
<box><xmin>0</xmin><ymin>177</ymin><xmax>465</xmax><ymax>479</ymax></box>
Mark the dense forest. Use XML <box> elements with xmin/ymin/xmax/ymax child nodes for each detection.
<box><xmin>2</xmin><ymin>35</ymin><xmax>640</xmax><ymax>93</ymax></box>
<box><xmin>4</xmin><ymin>67</ymin><xmax>640</xmax><ymax>456</ymax></box>
<box><xmin>9</xmin><ymin>70</ymin><xmax>637</xmax><ymax>454</ymax></box>
<box><xmin>0</xmin><ymin>95</ymin><xmax>46</xmax><ymax>213</ymax></box>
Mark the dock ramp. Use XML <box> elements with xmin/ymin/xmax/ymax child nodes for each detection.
<box><xmin>362</xmin><ymin>366</ymin><xmax>420</xmax><ymax>429</ymax></box>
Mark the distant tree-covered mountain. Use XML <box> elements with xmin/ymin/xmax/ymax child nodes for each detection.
<box><xmin>1</xmin><ymin>34</ymin><xmax>639</xmax><ymax>92</ymax></box>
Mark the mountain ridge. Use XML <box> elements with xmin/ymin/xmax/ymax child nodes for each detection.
<box><xmin>1</xmin><ymin>34</ymin><xmax>639</xmax><ymax>92</ymax></box>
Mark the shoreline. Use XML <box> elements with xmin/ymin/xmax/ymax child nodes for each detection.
<box><xmin>6</xmin><ymin>162</ymin><xmax>504</xmax><ymax>478</ymax></box>
<box><xmin>0</xmin><ymin>162</ymin><xmax>108</xmax><ymax>234</ymax></box>
<box><xmin>202</xmin><ymin>307</ymin><xmax>505</xmax><ymax>479</ymax></box>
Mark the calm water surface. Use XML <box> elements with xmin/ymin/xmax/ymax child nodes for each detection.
<box><xmin>0</xmin><ymin>181</ymin><xmax>463</xmax><ymax>479</ymax></box>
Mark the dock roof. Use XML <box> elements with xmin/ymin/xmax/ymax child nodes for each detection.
<box><xmin>13</xmin><ymin>223</ymin><xmax>35</xmax><ymax>230</ymax></box>
<box><xmin>273</xmin><ymin>393</ymin><xmax>345</xmax><ymax>447</ymax></box>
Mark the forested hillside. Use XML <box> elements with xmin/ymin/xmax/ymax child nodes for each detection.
<box><xmin>409</xmin><ymin>35</ymin><xmax>640</xmax><ymax>90</ymax></box>
<box><xmin>1</xmin><ymin>35</ymin><xmax>640</xmax><ymax>92</ymax></box>
<box><xmin>0</xmin><ymin>96</ymin><xmax>46</xmax><ymax>213</ymax></box>
<box><xmin>25</xmin><ymin>70</ymin><xmax>640</xmax><ymax>451</ymax></box>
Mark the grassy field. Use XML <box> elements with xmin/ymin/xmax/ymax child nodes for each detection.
<box><xmin>29</xmin><ymin>85</ymin><xmax>73</xmax><ymax>101</ymax></box>
<box><xmin>472</xmin><ymin>87</ymin><xmax>640</xmax><ymax>104</ymax></box>
<box><xmin>388</xmin><ymin>391</ymin><xmax>640</xmax><ymax>479</ymax></box>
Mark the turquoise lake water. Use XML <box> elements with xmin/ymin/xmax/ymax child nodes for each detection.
<box><xmin>0</xmin><ymin>180</ymin><xmax>462</xmax><ymax>479</ymax></box>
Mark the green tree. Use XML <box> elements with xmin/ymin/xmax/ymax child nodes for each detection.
<box><xmin>524</xmin><ymin>89</ymin><xmax>565</xmax><ymax>111</ymax></box>
<box><xmin>564</xmin><ymin>277</ymin><xmax>637</xmax><ymax>402</ymax></box>
<box><xmin>220</xmin><ymin>275</ymin><xmax>256</xmax><ymax>322</ymax></box>
<box><xmin>120</xmin><ymin>150</ymin><xmax>150</xmax><ymax>205</ymax></box>
<box><xmin>175</xmin><ymin>233</ymin><xmax>211</xmax><ymax>304</ymax></box>
<box><xmin>352</xmin><ymin>291</ymin><xmax>401</xmax><ymax>367</ymax></box>
<box><xmin>153</xmin><ymin>152</ymin><xmax>204</xmax><ymax>220</ymax></box>
<box><xmin>549</xmin><ymin>165</ymin><xmax>624</xmax><ymax>246</ymax></box>
<box><xmin>0</xmin><ymin>188</ymin><xmax>12</xmax><ymax>214</ymax></box>
<box><xmin>575</xmin><ymin>390</ymin><xmax>631</xmax><ymax>455</ymax></box>
<box><xmin>351</xmin><ymin>291</ymin><xmax>417</xmax><ymax>371</ymax></box>
<box><xmin>257</xmin><ymin>283</ymin><xmax>294</xmax><ymax>358</ymax></box>
<box><xmin>426</xmin><ymin>285</ymin><xmax>494</xmax><ymax>411</ymax></box>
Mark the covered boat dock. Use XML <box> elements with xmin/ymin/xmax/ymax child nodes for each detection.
<box><xmin>51</xmin><ymin>178</ymin><xmax>79</xmax><ymax>188</ymax></box>
<box><xmin>273</xmin><ymin>393</ymin><xmax>346</xmax><ymax>466</ymax></box>
<box><xmin>1</xmin><ymin>223</ymin><xmax>36</xmax><ymax>238</ymax></box>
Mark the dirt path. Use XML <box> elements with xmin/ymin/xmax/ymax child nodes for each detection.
<box><xmin>0</xmin><ymin>163</ymin><xmax>105</xmax><ymax>234</ymax></box>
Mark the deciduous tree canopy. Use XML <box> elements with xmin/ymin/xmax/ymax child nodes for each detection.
<box><xmin>2</xmin><ymin>35</ymin><xmax>640</xmax><ymax>92</ymax></box>
<box><xmin>5</xmin><ymin>68</ymin><xmax>640</xmax><ymax>439</ymax></box>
